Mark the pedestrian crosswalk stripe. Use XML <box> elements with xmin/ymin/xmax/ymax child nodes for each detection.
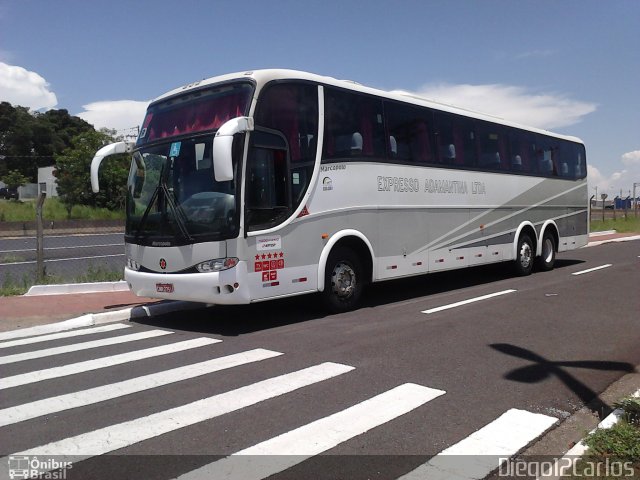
<box><xmin>0</xmin><ymin>329</ymin><xmax>173</xmax><ymax>365</ymax></box>
<box><xmin>7</xmin><ymin>362</ymin><xmax>355</xmax><ymax>470</ymax></box>
<box><xmin>0</xmin><ymin>337</ymin><xmax>221</xmax><ymax>390</ymax></box>
<box><xmin>397</xmin><ymin>408</ymin><xmax>558</xmax><ymax>480</ymax></box>
<box><xmin>0</xmin><ymin>323</ymin><xmax>131</xmax><ymax>349</ymax></box>
<box><xmin>177</xmin><ymin>383</ymin><xmax>446</xmax><ymax>480</ymax></box>
<box><xmin>0</xmin><ymin>348</ymin><xmax>283</xmax><ymax>427</ymax></box>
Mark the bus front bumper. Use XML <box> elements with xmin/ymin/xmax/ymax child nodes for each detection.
<box><xmin>124</xmin><ymin>261</ymin><xmax>251</xmax><ymax>305</ymax></box>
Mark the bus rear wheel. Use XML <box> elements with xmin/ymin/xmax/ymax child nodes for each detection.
<box><xmin>514</xmin><ymin>233</ymin><xmax>534</xmax><ymax>276</ymax></box>
<box><xmin>322</xmin><ymin>246</ymin><xmax>364</xmax><ymax>313</ymax></box>
<box><xmin>536</xmin><ymin>232</ymin><xmax>556</xmax><ymax>271</ymax></box>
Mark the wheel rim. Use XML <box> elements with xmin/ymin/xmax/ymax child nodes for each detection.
<box><xmin>542</xmin><ymin>237</ymin><xmax>554</xmax><ymax>264</ymax></box>
<box><xmin>331</xmin><ymin>262</ymin><xmax>356</xmax><ymax>299</ymax></box>
<box><xmin>519</xmin><ymin>242</ymin><xmax>532</xmax><ymax>269</ymax></box>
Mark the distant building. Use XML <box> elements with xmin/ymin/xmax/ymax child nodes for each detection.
<box><xmin>37</xmin><ymin>166</ymin><xmax>58</xmax><ymax>197</ymax></box>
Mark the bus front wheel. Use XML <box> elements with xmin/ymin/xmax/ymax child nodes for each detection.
<box><xmin>514</xmin><ymin>233</ymin><xmax>534</xmax><ymax>276</ymax></box>
<box><xmin>322</xmin><ymin>246</ymin><xmax>364</xmax><ymax>313</ymax></box>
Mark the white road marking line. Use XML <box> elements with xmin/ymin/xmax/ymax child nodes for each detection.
<box><xmin>0</xmin><ymin>253</ymin><xmax>125</xmax><ymax>266</ymax></box>
<box><xmin>398</xmin><ymin>408</ymin><xmax>557</xmax><ymax>480</ymax></box>
<box><xmin>0</xmin><ymin>337</ymin><xmax>220</xmax><ymax>389</ymax></box>
<box><xmin>1</xmin><ymin>233</ymin><xmax>122</xmax><ymax>241</ymax></box>
<box><xmin>177</xmin><ymin>383</ymin><xmax>446</xmax><ymax>480</ymax></box>
<box><xmin>0</xmin><ymin>348</ymin><xmax>282</xmax><ymax>427</ymax></box>
<box><xmin>0</xmin><ymin>323</ymin><xmax>131</xmax><ymax>349</ymax></box>
<box><xmin>571</xmin><ymin>264</ymin><xmax>612</xmax><ymax>276</ymax></box>
<box><xmin>1</xmin><ymin>243</ymin><xmax>123</xmax><ymax>254</ymax></box>
<box><xmin>421</xmin><ymin>289</ymin><xmax>517</xmax><ymax>314</ymax></box>
<box><xmin>8</xmin><ymin>362</ymin><xmax>355</xmax><ymax>466</ymax></box>
<box><xmin>0</xmin><ymin>330</ymin><xmax>172</xmax><ymax>365</ymax></box>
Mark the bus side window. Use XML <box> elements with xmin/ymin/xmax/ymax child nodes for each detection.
<box><xmin>433</xmin><ymin>112</ymin><xmax>455</xmax><ymax>165</ymax></box>
<box><xmin>477</xmin><ymin>122</ymin><xmax>506</xmax><ymax>171</ymax></box>
<box><xmin>385</xmin><ymin>101</ymin><xmax>434</xmax><ymax>164</ymax></box>
<box><xmin>323</xmin><ymin>88</ymin><xmax>385</xmax><ymax>162</ymax></box>
<box><xmin>509</xmin><ymin>131</ymin><xmax>533</xmax><ymax>173</ymax></box>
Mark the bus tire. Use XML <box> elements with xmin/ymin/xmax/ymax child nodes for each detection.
<box><xmin>514</xmin><ymin>233</ymin><xmax>534</xmax><ymax>276</ymax></box>
<box><xmin>322</xmin><ymin>246</ymin><xmax>364</xmax><ymax>313</ymax></box>
<box><xmin>536</xmin><ymin>231</ymin><xmax>556</xmax><ymax>271</ymax></box>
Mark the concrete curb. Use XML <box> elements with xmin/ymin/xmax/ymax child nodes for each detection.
<box><xmin>535</xmin><ymin>388</ymin><xmax>640</xmax><ymax>480</ymax></box>
<box><xmin>588</xmin><ymin>229</ymin><xmax>617</xmax><ymax>237</ymax></box>
<box><xmin>0</xmin><ymin>300</ymin><xmax>208</xmax><ymax>342</ymax></box>
<box><xmin>24</xmin><ymin>281</ymin><xmax>130</xmax><ymax>296</ymax></box>
<box><xmin>586</xmin><ymin>234</ymin><xmax>640</xmax><ymax>247</ymax></box>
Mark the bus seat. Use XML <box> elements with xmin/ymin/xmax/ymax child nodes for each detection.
<box><xmin>540</xmin><ymin>158</ymin><xmax>553</xmax><ymax>174</ymax></box>
<box><xmin>390</xmin><ymin>136</ymin><xmax>398</xmax><ymax>157</ymax></box>
<box><xmin>335</xmin><ymin>133</ymin><xmax>361</xmax><ymax>157</ymax></box>
<box><xmin>512</xmin><ymin>155</ymin><xmax>523</xmax><ymax>171</ymax></box>
<box><xmin>351</xmin><ymin>132</ymin><xmax>363</xmax><ymax>154</ymax></box>
<box><xmin>440</xmin><ymin>144</ymin><xmax>456</xmax><ymax>163</ymax></box>
<box><xmin>481</xmin><ymin>152</ymin><xmax>501</xmax><ymax>168</ymax></box>
<box><xmin>560</xmin><ymin>162</ymin><xmax>569</xmax><ymax>176</ymax></box>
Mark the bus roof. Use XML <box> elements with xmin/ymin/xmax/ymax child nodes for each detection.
<box><xmin>153</xmin><ymin>69</ymin><xmax>584</xmax><ymax>145</ymax></box>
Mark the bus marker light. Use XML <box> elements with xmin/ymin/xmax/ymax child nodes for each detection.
<box><xmin>321</xmin><ymin>233</ymin><xmax>329</xmax><ymax>240</ymax></box>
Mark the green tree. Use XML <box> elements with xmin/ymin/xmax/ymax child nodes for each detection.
<box><xmin>54</xmin><ymin>130</ymin><xmax>129</xmax><ymax>218</ymax></box>
<box><xmin>1</xmin><ymin>170</ymin><xmax>29</xmax><ymax>199</ymax></box>
<box><xmin>0</xmin><ymin>102</ymin><xmax>93</xmax><ymax>182</ymax></box>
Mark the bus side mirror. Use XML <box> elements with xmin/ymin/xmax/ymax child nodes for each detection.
<box><xmin>91</xmin><ymin>141</ymin><xmax>135</xmax><ymax>192</ymax></box>
<box><xmin>213</xmin><ymin>117</ymin><xmax>254</xmax><ymax>181</ymax></box>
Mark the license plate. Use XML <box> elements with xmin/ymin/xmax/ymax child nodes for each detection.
<box><xmin>156</xmin><ymin>283</ymin><xmax>174</xmax><ymax>293</ymax></box>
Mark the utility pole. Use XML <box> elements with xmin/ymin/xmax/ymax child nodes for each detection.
<box><xmin>36</xmin><ymin>187</ymin><xmax>47</xmax><ymax>282</ymax></box>
<box><xmin>601</xmin><ymin>193</ymin><xmax>607</xmax><ymax>222</ymax></box>
<box><xmin>634</xmin><ymin>183</ymin><xmax>640</xmax><ymax>218</ymax></box>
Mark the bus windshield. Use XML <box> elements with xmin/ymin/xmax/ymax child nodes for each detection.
<box><xmin>136</xmin><ymin>82</ymin><xmax>254</xmax><ymax>147</ymax></box>
<box><xmin>126</xmin><ymin>134</ymin><xmax>240</xmax><ymax>245</ymax></box>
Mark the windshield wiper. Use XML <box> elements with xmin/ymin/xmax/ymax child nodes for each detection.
<box><xmin>133</xmin><ymin>161</ymin><xmax>191</xmax><ymax>243</ymax></box>
<box><xmin>135</xmin><ymin>182</ymin><xmax>160</xmax><ymax>241</ymax></box>
<box><xmin>160</xmin><ymin>182</ymin><xmax>193</xmax><ymax>242</ymax></box>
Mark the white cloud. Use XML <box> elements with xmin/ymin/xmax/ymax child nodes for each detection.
<box><xmin>404</xmin><ymin>83</ymin><xmax>596</xmax><ymax>130</ymax></box>
<box><xmin>77</xmin><ymin>100</ymin><xmax>149</xmax><ymax>133</ymax></box>
<box><xmin>589</xmin><ymin>150</ymin><xmax>640</xmax><ymax>198</ymax></box>
<box><xmin>0</xmin><ymin>62</ymin><xmax>57</xmax><ymax>110</ymax></box>
<box><xmin>621</xmin><ymin>150</ymin><xmax>640</xmax><ymax>167</ymax></box>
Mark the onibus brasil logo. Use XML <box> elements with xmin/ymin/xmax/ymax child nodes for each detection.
<box><xmin>8</xmin><ymin>456</ymin><xmax>73</xmax><ymax>479</ymax></box>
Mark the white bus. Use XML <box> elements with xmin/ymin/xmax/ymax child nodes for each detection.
<box><xmin>91</xmin><ymin>69</ymin><xmax>588</xmax><ymax>312</ymax></box>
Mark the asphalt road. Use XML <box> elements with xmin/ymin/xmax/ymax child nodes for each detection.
<box><xmin>1</xmin><ymin>240</ymin><xmax>638</xmax><ymax>479</ymax></box>
<box><xmin>0</xmin><ymin>233</ymin><xmax>124</xmax><ymax>282</ymax></box>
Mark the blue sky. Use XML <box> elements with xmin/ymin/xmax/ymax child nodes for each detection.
<box><xmin>1</xmin><ymin>0</ymin><xmax>638</xmax><ymax>197</ymax></box>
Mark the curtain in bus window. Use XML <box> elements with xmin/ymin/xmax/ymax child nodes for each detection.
<box><xmin>414</xmin><ymin>121</ymin><xmax>432</xmax><ymax>163</ymax></box>
<box><xmin>146</xmin><ymin>92</ymin><xmax>249</xmax><ymax>142</ymax></box>
<box><xmin>452</xmin><ymin>126</ymin><xmax>465</xmax><ymax>166</ymax></box>
<box><xmin>359</xmin><ymin>100</ymin><xmax>373</xmax><ymax>156</ymax></box>
<box><xmin>256</xmin><ymin>83</ymin><xmax>319</xmax><ymax>164</ymax></box>
<box><xmin>497</xmin><ymin>133</ymin><xmax>507</xmax><ymax>170</ymax></box>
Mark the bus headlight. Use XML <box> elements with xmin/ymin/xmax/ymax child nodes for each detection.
<box><xmin>126</xmin><ymin>258</ymin><xmax>141</xmax><ymax>271</ymax></box>
<box><xmin>195</xmin><ymin>257</ymin><xmax>239</xmax><ymax>273</ymax></box>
